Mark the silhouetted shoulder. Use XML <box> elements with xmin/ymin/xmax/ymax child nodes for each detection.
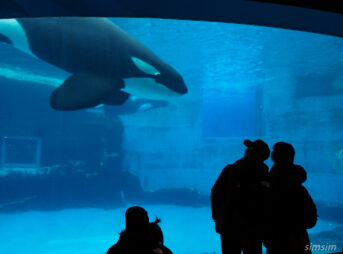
<box><xmin>292</xmin><ymin>164</ymin><xmax>307</xmax><ymax>184</ymax></box>
<box><xmin>211</xmin><ymin>164</ymin><xmax>236</xmax><ymax>195</ymax></box>
<box><xmin>270</xmin><ymin>164</ymin><xmax>307</xmax><ymax>186</ymax></box>
<box><xmin>233</xmin><ymin>159</ymin><xmax>269</xmax><ymax>183</ymax></box>
<box><xmin>211</xmin><ymin>164</ymin><xmax>235</xmax><ymax>221</ymax></box>
<box><xmin>106</xmin><ymin>231</ymin><xmax>130</xmax><ymax>254</ymax></box>
<box><xmin>160</xmin><ymin>245</ymin><xmax>173</xmax><ymax>254</ymax></box>
<box><xmin>107</xmin><ymin>243</ymin><xmax>119</xmax><ymax>254</ymax></box>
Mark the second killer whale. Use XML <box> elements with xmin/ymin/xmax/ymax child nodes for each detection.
<box><xmin>0</xmin><ymin>18</ymin><xmax>188</xmax><ymax>110</ymax></box>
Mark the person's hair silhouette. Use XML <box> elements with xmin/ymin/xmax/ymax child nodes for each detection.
<box><xmin>125</xmin><ymin>206</ymin><xmax>149</xmax><ymax>229</ymax></box>
<box><xmin>272</xmin><ymin>142</ymin><xmax>295</xmax><ymax>165</ymax></box>
<box><xmin>243</xmin><ymin>139</ymin><xmax>270</xmax><ymax>162</ymax></box>
<box><xmin>149</xmin><ymin>218</ymin><xmax>173</xmax><ymax>254</ymax></box>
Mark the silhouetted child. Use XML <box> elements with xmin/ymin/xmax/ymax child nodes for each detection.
<box><xmin>107</xmin><ymin>206</ymin><xmax>153</xmax><ymax>254</ymax></box>
<box><xmin>267</xmin><ymin>142</ymin><xmax>317</xmax><ymax>254</ymax></box>
<box><xmin>107</xmin><ymin>206</ymin><xmax>173</xmax><ymax>254</ymax></box>
<box><xmin>149</xmin><ymin>218</ymin><xmax>173</xmax><ymax>254</ymax></box>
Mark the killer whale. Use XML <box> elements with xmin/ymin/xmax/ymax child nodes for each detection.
<box><xmin>0</xmin><ymin>18</ymin><xmax>187</xmax><ymax>110</ymax></box>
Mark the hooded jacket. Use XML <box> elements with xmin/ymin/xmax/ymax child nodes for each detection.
<box><xmin>270</xmin><ymin>164</ymin><xmax>317</xmax><ymax>230</ymax></box>
<box><xmin>268</xmin><ymin>163</ymin><xmax>317</xmax><ymax>254</ymax></box>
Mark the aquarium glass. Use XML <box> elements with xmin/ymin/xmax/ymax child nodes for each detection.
<box><xmin>0</xmin><ymin>17</ymin><xmax>342</xmax><ymax>254</ymax></box>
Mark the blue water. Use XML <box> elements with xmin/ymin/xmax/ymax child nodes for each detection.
<box><xmin>0</xmin><ymin>18</ymin><xmax>343</xmax><ymax>253</ymax></box>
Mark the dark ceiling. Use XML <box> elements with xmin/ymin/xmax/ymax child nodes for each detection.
<box><xmin>1</xmin><ymin>0</ymin><xmax>343</xmax><ymax>37</ymax></box>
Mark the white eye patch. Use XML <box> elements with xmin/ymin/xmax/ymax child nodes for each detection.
<box><xmin>131</xmin><ymin>57</ymin><xmax>160</xmax><ymax>76</ymax></box>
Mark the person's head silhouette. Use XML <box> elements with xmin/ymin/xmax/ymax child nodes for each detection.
<box><xmin>125</xmin><ymin>206</ymin><xmax>149</xmax><ymax>230</ymax></box>
<box><xmin>243</xmin><ymin>139</ymin><xmax>270</xmax><ymax>162</ymax></box>
<box><xmin>271</xmin><ymin>142</ymin><xmax>295</xmax><ymax>165</ymax></box>
<box><xmin>149</xmin><ymin>218</ymin><xmax>163</xmax><ymax>245</ymax></box>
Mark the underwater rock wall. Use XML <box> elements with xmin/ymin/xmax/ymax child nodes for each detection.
<box><xmin>260</xmin><ymin>37</ymin><xmax>343</xmax><ymax>204</ymax></box>
<box><xmin>262</xmin><ymin>74</ymin><xmax>343</xmax><ymax>204</ymax></box>
<box><xmin>120</xmin><ymin>90</ymin><xmax>254</xmax><ymax>196</ymax></box>
<box><xmin>122</xmin><ymin>119</ymin><xmax>244</xmax><ymax>195</ymax></box>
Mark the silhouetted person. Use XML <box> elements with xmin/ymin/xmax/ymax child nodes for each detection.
<box><xmin>107</xmin><ymin>206</ymin><xmax>172</xmax><ymax>254</ymax></box>
<box><xmin>149</xmin><ymin>218</ymin><xmax>173</xmax><ymax>254</ymax></box>
<box><xmin>107</xmin><ymin>206</ymin><xmax>154</xmax><ymax>254</ymax></box>
<box><xmin>267</xmin><ymin>142</ymin><xmax>317</xmax><ymax>254</ymax></box>
<box><xmin>211</xmin><ymin>139</ymin><xmax>271</xmax><ymax>254</ymax></box>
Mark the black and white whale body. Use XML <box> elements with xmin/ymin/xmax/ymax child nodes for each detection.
<box><xmin>0</xmin><ymin>18</ymin><xmax>187</xmax><ymax>110</ymax></box>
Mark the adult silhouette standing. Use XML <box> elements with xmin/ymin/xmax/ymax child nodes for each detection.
<box><xmin>267</xmin><ymin>142</ymin><xmax>317</xmax><ymax>254</ymax></box>
<box><xmin>211</xmin><ymin>139</ymin><xmax>271</xmax><ymax>254</ymax></box>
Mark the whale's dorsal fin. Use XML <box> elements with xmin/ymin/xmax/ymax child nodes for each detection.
<box><xmin>131</xmin><ymin>57</ymin><xmax>160</xmax><ymax>76</ymax></box>
<box><xmin>50</xmin><ymin>73</ymin><xmax>126</xmax><ymax>110</ymax></box>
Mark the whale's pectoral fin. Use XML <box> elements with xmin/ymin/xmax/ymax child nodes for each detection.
<box><xmin>103</xmin><ymin>91</ymin><xmax>130</xmax><ymax>106</ymax></box>
<box><xmin>50</xmin><ymin>73</ymin><xmax>123</xmax><ymax>110</ymax></box>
